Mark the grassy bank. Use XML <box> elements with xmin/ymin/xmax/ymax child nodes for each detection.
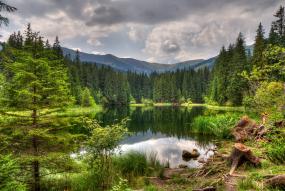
<box><xmin>130</xmin><ymin>103</ymin><xmax>173</xmax><ymax>107</ymax></box>
<box><xmin>130</xmin><ymin>103</ymin><xmax>245</xmax><ymax>111</ymax></box>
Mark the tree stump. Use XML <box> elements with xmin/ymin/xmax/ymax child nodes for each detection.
<box><xmin>265</xmin><ymin>175</ymin><xmax>285</xmax><ymax>188</ymax></box>
<box><xmin>229</xmin><ymin>143</ymin><xmax>261</xmax><ymax>175</ymax></box>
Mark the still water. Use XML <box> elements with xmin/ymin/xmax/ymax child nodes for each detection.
<box><xmin>94</xmin><ymin>106</ymin><xmax>227</xmax><ymax>168</ymax></box>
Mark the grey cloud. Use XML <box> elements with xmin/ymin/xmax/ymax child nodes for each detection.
<box><xmin>3</xmin><ymin>0</ymin><xmax>285</xmax><ymax>64</ymax></box>
<box><xmin>86</xmin><ymin>0</ymin><xmax>282</xmax><ymax>26</ymax></box>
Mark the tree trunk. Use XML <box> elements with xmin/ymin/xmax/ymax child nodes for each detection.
<box><xmin>32</xmin><ymin>108</ymin><xmax>40</xmax><ymax>191</ymax></box>
<box><xmin>229</xmin><ymin>143</ymin><xmax>260</xmax><ymax>175</ymax></box>
<box><xmin>33</xmin><ymin>159</ymin><xmax>40</xmax><ymax>191</ymax></box>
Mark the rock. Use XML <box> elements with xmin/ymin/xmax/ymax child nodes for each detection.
<box><xmin>178</xmin><ymin>164</ymin><xmax>188</xmax><ymax>168</ymax></box>
<box><xmin>182</xmin><ymin>149</ymin><xmax>200</xmax><ymax>161</ymax></box>
<box><xmin>191</xmin><ymin>149</ymin><xmax>200</xmax><ymax>158</ymax></box>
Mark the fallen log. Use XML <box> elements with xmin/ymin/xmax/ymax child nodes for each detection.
<box><xmin>265</xmin><ymin>175</ymin><xmax>285</xmax><ymax>188</ymax></box>
<box><xmin>193</xmin><ymin>186</ymin><xmax>216</xmax><ymax>191</ymax></box>
<box><xmin>229</xmin><ymin>143</ymin><xmax>261</xmax><ymax>175</ymax></box>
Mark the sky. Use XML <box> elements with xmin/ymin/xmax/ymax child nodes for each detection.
<box><xmin>0</xmin><ymin>0</ymin><xmax>283</xmax><ymax>64</ymax></box>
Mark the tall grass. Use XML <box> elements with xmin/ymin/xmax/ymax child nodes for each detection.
<box><xmin>191</xmin><ymin>113</ymin><xmax>241</xmax><ymax>139</ymax></box>
<box><xmin>265</xmin><ymin>137</ymin><xmax>285</xmax><ymax>165</ymax></box>
<box><xmin>113</xmin><ymin>151</ymin><xmax>165</xmax><ymax>182</ymax></box>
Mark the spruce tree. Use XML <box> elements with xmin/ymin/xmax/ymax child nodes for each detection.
<box><xmin>252</xmin><ymin>23</ymin><xmax>266</xmax><ymax>68</ymax></box>
<box><xmin>227</xmin><ymin>33</ymin><xmax>248</xmax><ymax>105</ymax></box>
<box><xmin>0</xmin><ymin>26</ymin><xmax>76</xmax><ymax>191</ymax></box>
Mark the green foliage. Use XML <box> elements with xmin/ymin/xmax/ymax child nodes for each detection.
<box><xmin>244</xmin><ymin>82</ymin><xmax>285</xmax><ymax>116</ymax></box>
<box><xmin>84</xmin><ymin>118</ymin><xmax>129</xmax><ymax>190</ymax></box>
<box><xmin>0</xmin><ymin>154</ymin><xmax>26</xmax><ymax>191</ymax></box>
<box><xmin>144</xmin><ymin>185</ymin><xmax>160</xmax><ymax>191</ymax></box>
<box><xmin>0</xmin><ymin>25</ymin><xmax>77</xmax><ymax>190</ymax></box>
<box><xmin>110</xmin><ymin>178</ymin><xmax>132</xmax><ymax>191</ymax></box>
<box><xmin>81</xmin><ymin>87</ymin><xmax>96</xmax><ymax>107</ymax></box>
<box><xmin>237</xmin><ymin>177</ymin><xmax>259</xmax><ymax>191</ymax></box>
<box><xmin>113</xmin><ymin>151</ymin><xmax>164</xmax><ymax>187</ymax></box>
<box><xmin>254</xmin><ymin>82</ymin><xmax>284</xmax><ymax>114</ymax></box>
<box><xmin>113</xmin><ymin>152</ymin><xmax>147</xmax><ymax>178</ymax></box>
<box><xmin>210</xmin><ymin>33</ymin><xmax>249</xmax><ymax>106</ymax></box>
<box><xmin>265</xmin><ymin>137</ymin><xmax>285</xmax><ymax>165</ymax></box>
<box><xmin>191</xmin><ymin>113</ymin><xmax>241</xmax><ymax>139</ymax></box>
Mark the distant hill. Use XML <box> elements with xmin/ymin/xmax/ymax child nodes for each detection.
<box><xmin>62</xmin><ymin>47</ymin><xmax>216</xmax><ymax>73</ymax></box>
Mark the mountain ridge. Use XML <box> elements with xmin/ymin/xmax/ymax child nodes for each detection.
<box><xmin>62</xmin><ymin>47</ymin><xmax>215</xmax><ymax>73</ymax></box>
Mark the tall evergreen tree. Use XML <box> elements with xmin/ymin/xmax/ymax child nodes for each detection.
<box><xmin>227</xmin><ymin>33</ymin><xmax>248</xmax><ymax>105</ymax></box>
<box><xmin>252</xmin><ymin>23</ymin><xmax>266</xmax><ymax>68</ymax></box>
<box><xmin>272</xmin><ymin>6</ymin><xmax>285</xmax><ymax>36</ymax></box>
<box><xmin>0</xmin><ymin>27</ymin><xmax>76</xmax><ymax>191</ymax></box>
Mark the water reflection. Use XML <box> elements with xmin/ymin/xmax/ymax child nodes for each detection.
<box><xmin>94</xmin><ymin>106</ymin><xmax>224</xmax><ymax>168</ymax></box>
<box><xmin>119</xmin><ymin>131</ymin><xmax>215</xmax><ymax>168</ymax></box>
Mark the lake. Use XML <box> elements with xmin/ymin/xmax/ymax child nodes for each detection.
<box><xmin>94</xmin><ymin>106</ymin><xmax>233</xmax><ymax>168</ymax></box>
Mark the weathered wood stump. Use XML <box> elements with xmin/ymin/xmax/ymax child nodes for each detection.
<box><xmin>265</xmin><ymin>175</ymin><xmax>285</xmax><ymax>188</ymax></box>
<box><xmin>229</xmin><ymin>143</ymin><xmax>261</xmax><ymax>175</ymax></box>
<box><xmin>232</xmin><ymin>116</ymin><xmax>268</xmax><ymax>142</ymax></box>
<box><xmin>193</xmin><ymin>186</ymin><xmax>216</xmax><ymax>191</ymax></box>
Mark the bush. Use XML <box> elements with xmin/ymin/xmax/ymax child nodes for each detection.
<box><xmin>191</xmin><ymin>113</ymin><xmax>241</xmax><ymax>139</ymax></box>
<box><xmin>244</xmin><ymin>82</ymin><xmax>285</xmax><ymax>118</ymax></box>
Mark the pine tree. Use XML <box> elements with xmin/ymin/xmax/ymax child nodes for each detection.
<box><xmin>53</xmin><ymin>36</ymin><xmax>63</xmax><ymax>58</ymax></box>
<box><xmin>0</xmin><ymin>29</ymin><xmax>75</xmax><ymax>191</ymax></box>
<box><xmin>24</xmin><ymin>23</ymin><xmax>33</xmax><ymax>48</ymax></box>
<box><xmin>252</xmin><ymin>23</ymin><xmax>266</xmax><ymax>68</ymax></box>
<box><xmin>272</xmin><ymin>6</ymin><xmax>285</xmax><ymax>36</ymax></box>
<box><xmin>227</xmin><ymin>33</ymin><xmax>248</xmax><ymax>105</ymax></box>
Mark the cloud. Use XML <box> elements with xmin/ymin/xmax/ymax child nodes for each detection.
<box><xmin>2</xmin><ymin>0</ymin><xmax>284</xmax><ymax>64</ymax></box>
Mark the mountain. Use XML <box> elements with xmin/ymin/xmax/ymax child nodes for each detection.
<box><xmin>62</xmin><ymin>47</ymin><xmax>215</xmax><ymax>73</ymax></box>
